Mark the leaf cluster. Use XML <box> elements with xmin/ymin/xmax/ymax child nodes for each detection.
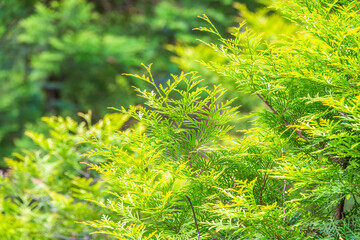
<box><xmin>0</xmin><ymin>112</ymin><xmax>132</xmax><ymax>239</ymax></box>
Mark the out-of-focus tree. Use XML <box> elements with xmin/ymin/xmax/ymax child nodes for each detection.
<box><xmin>0</xmin><ymin>111</ymin><xmax>140</xmax><ymax>239</ymax></box>
<box><xmin>0</xmin><ymin>0</ymin><xmax>261</xmax><ymax>164</ymax></box>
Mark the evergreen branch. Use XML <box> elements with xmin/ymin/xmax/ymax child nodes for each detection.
<box><xmin>256</xmin><ymin>93</ymin><xmax>309</xmax><ymax>141</ymax></box>
<box><xmin>187</xmin><ymin>151</ymin><xmax>199</xmax><ymax>178</ymax></box>
<box><xmin>185</xmin><ymin>195</ymin><xmax>200</xmax><ymax>240</ymax></box>
<box><xmin>257</xmin><ymin>93</ymin><xmax>349</xmax><ymax>220</ymax></box>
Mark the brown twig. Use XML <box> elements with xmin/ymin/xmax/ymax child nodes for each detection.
<box><xmin>259</xmin><ymin>175</ymin><xmax>269</xmax><ymax>205</ymax></box>
<box><xmin>335</xmin><ymin>197</ymin><xmax>346</xmax><ymax>220</ymax></box>
<box><xmin>282</xmin><ymin>180</ymin><xmax>287</xmax><ymax>222</ymax></box>
<box><xmin>335</xmin><ymin>158</ymin><xmax>349</xmax><ymax>220</ymax></box>
<box><xmin>185</xmin><ymin>195</ymin><xmax>200</xmax><ymax>240</ymax></box>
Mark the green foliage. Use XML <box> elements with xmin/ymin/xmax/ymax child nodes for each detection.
<box><xmin>167</xmin><ymin>2</ymin><xmax>299</xmax><ymax>132</ymax></box>
<box><xmin>0</xmin><ymin>112</ymin><xmax>134</xmax><ymax>239</ymax></box>
<box><xmin>194</xmin><ymin>0</ymin><xmax>360</xmax><ymax>238</ymax></box>
<box><xmin>3</xmin><ymin>0</ymin><xmax>146</xmax><ymax>113</ymax></box>
<box><xmin>0</xmin><ymin>0</ymin><xmax>261</xmax><ymax>163</ymax></box>
<box><xmin>167</xmin><ymin>42</ymin><xmax>260</xmax><ymax>132</ymax></box>
<box><xmin>83</xmin><ymin>0</ymin><xmax>360</xmax><ymax>239</ymax></box>
<box><xmin>3</xmin><ymin>0</ymin><xmax>360</xmax><ymax>239</ymax></box>
<box><xmin>82</xmin><ymin>65</ymin><xmax>240</xmax><ymax>239</ymax></box>
<box><xmin>1</xmin><ymin>0</ymin><xmax>144</xmax><ymax>161</ymax></box>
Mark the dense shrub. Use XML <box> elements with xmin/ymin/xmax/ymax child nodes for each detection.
<box><xmin>0</xmin><ymin>112</ymin><xmax>141</xmax><ymax>239</ymax></box>
<box><xmin>2</xmin><ymin>0</ymin><xmax>360</xmax><ymax>239</ymax></box>
<box><xmin>83</xmin><ymin>0</ymin><xmax>360</xmax><ymax>239</ymax></box>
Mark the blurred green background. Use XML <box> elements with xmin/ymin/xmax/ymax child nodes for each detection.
<box><xmin>0</xmin><ymin>0</ymin><xmax>263</xmax><ymax>164</ymax></box>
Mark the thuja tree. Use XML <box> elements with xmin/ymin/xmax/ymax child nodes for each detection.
<box><xmin>196</xmin><ymin>0</ymin><xmax>360</xmax><ymax>238</ymax></box>
<box><xmin>83</xmin><ymin>0</ymin><xmax>360</xmax><ymax>239</ymax></box>
<box><xmin>82</xmin><ymin>68</ymin><xmax>295</xmax><ymax>239</ymax></box>
<box><xmin>83</xmin><ymin>65</ymin><xmax>243</xmax><ymax>239</ymax></box>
